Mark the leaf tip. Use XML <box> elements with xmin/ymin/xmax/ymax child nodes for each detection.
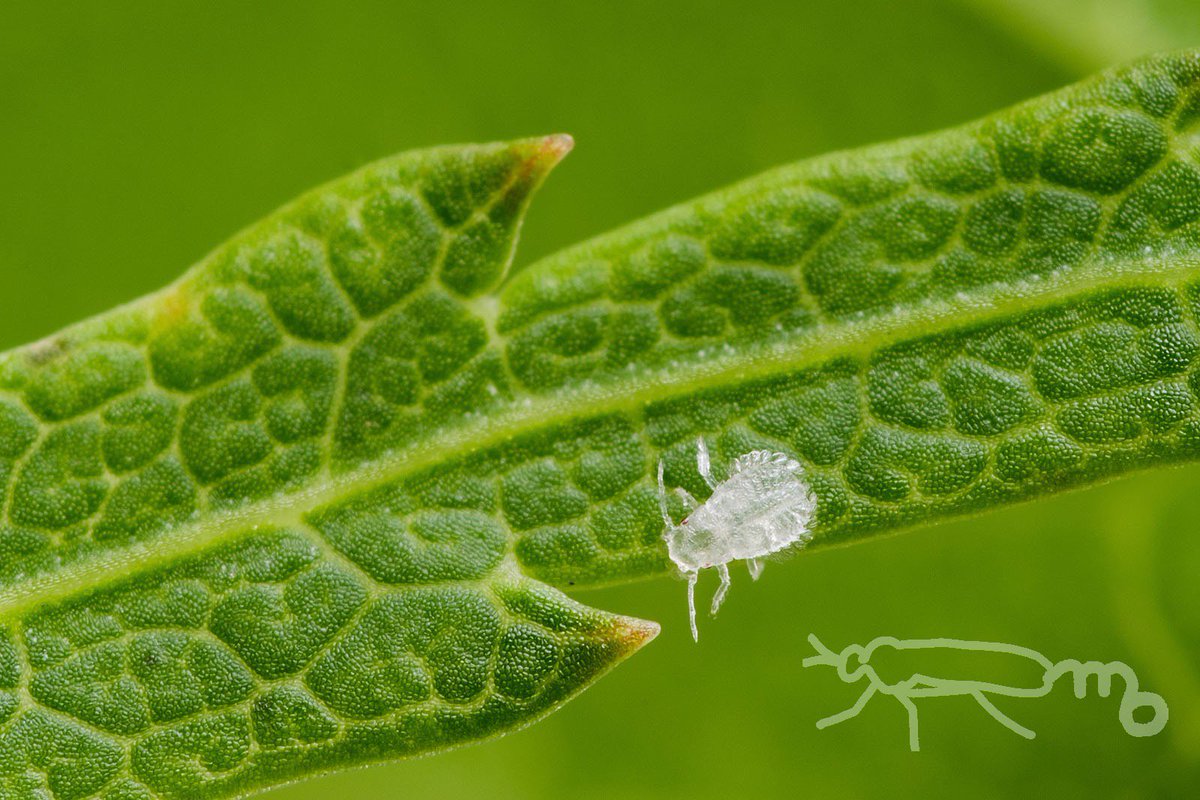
<box><xmin>612</xmin><ymin>614</ymin><xmax>661</xmax><ymax>655</ymax></box>
<box><xmin>536</xmin><ymin>132</ymin><xmax>575</xmax><ymax>164</ymax></box>
<box><xmin>512</xmin><ymin>133</ymin><xmax>574</xmax><ymax>181</ymax></box>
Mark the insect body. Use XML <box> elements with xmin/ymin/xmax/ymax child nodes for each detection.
<box><xmin>658</xmin><ymin>437</ymin><xmax>816</xmax><ymax>640</ymax></box>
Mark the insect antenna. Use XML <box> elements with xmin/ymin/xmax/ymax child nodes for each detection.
<box><xmin>803</xmin><ymin>633</ymin><xmax>840</xmax><ymax>667</ymax></box>
<box><xmin>656</xmin><ymin>460</ymin><xmax>672</xmax><ymax>527</ymax></box>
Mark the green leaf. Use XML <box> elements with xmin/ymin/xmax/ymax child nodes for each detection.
<box><xmin>3</xmin><ymin>51</ymin><xmax>1200</xmax><ymax>798</ymax></box>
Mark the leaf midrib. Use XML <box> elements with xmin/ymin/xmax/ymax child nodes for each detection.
<box><xmin>1</xmin><ymin>249</ymin><xmax>1196</xmax><ymax>621</ymax></box>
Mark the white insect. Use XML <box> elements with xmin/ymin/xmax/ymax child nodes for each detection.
<box><xmin>658</xmin><ymin>437</ymin><xmax>816</xmax><ymax>640</ymax></box>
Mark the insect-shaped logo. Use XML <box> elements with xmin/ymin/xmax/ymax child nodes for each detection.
<box><xmin>658</xmin><ymin>437</ymin><xmax>816</xmax><ymax>640</ymax></box>
<box><xmin>803</xmin><ymin>633</ymin><xmax>1169</xmax><ymax>750</ymax></box>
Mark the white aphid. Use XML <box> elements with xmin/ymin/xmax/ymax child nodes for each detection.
<box><xmin>658</xmin><ymin>437</ymin><xmax>816</xmax><ymax>641</ymax></box>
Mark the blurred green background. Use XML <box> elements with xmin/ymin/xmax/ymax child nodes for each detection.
<box><xmin>1</xmin><ymin>1</ymin><xmax>1195</xmax><ymax>797</ymax></box>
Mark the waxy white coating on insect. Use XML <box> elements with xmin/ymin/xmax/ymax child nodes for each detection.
<box><xmin>658</xmin><ymin>437</ymin><xmax>816</xmax><ymax>640</ymax></box>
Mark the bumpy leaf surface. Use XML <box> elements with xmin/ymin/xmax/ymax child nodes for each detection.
<box><xmin>3</xmin><ymin>52</ymin><xmax>1200</xmax><ymax>799</ymax></box>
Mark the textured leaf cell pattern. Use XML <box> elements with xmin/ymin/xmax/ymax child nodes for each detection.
<box><xmin>2</xmin><ymin>52</ymin><xmax>1200</xmax><ymax>798</ymax></box>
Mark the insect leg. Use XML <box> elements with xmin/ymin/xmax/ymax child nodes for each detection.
<box><xmin>815</xmin><ymin>682</ymin><xmax>878</xmax><ymax>729</ymax></box>
<box><xmin>896</xmin><ymin>693</ymin><xmax>922</xmax><ymax>751</ymax></box>
<box><xmin>710</xmin><ymin>563</ymin><xmax>731</xmax><ymax>615</ymax></box>
<box><xmin>674</xmin><ymin>487</ymin><xmax>699</xmax><ymax>511</ymax></box>
<box><xmin>970</xmin><ymin>691</ymin><xmax>1035</xmax><ymax>740</ymax></box>
<box><xmin>747</xmin><ymin>558</ymin><xmax>764</xmax><ymax>580</ymax></box>
<box><xmin>695</xmin><ymin>436</ymin><xmax>718</xmax><ymax>490</ymax></box>
<box><xmin>657</xmin><ymin>460</ymin><xmax>672</xmax><ymax>527</ymax></box>
<box><xmin>687</xmin><ymin>571</ymin><xmax>699</xmax><ymax>642</ymax></box>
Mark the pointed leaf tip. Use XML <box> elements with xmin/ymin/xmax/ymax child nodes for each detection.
<box><xmin>540</xmin><ymin>132</ymin><xmax>575</xmax><ymax>161</ymax></box>
<box><xmin>613</xmin><ymin>615</ymin><xmax>661</xmax><ymax>654</ymax></box>
<box><xmin>514</xmin><ymin>133</ymin><xmax>574</xmax><ymax>179</ymax></box>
